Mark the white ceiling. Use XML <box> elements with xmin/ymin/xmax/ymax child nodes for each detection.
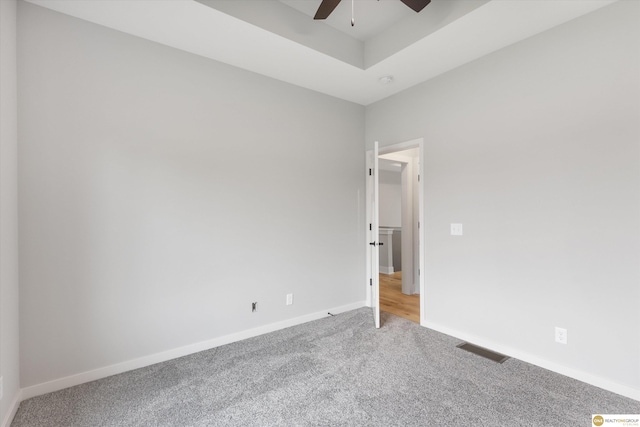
<box><xmin>24</xmin><ymin>0</ymin><xmax>618</xmax><ymax>106</ymax></box>
<box><xmin>280</xmin><ymin>0</ymin><xmax>414</xmax><ymax>42</ymax></box>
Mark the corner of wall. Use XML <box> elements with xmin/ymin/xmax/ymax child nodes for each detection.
<box><xmin>0</xmin><ymin>0</ymin><xmax>21</xmax><ymax>425</ymax></box>
<box><xmin>1</xmin><ymin>391</ymin><xmax>22</xmax><ymax>427</ymax></box>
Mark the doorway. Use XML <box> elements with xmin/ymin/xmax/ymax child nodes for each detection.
<box><xmin>366</xmin><ymin>139</ymin><xmax>425</xmax><ymax>327</ymax></box>
<box><xmin>379</xmin><ymin>147</ymin><xmax>420</xmax><ymax>323</ymax></box>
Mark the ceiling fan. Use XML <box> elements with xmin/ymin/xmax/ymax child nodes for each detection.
<box><xmin>314</xmin><ymin>0</ymin><xmax>431</xmax><ymax>21</ymax></box>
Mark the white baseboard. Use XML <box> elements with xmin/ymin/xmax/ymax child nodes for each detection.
<box><xmin>422</xmin><ymin>320</ymin><xmax>640</xmax><ymax>402</ymax></box>
<box><xmin>379</xmin><ymin>266</ymin><xmax>394</xmax><ymax>274</ymax></box>
<box><xmin>20</xmin><ymin>301</ymin><xmax>367</xmax><ymax>401</ymax></box>
<box><xmin>1</xmin><ymin>390</ymin><xmax>22</xmax><ymax>427</ymax></box>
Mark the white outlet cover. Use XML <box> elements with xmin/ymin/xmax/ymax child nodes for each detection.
<box><xmin>451</xmin><ymin>223</ymin><xmax>463</xmax><ymax>236</ymax></box>
<box><xmin>555</xmin><ymin>327</ymin><xmax>567</xmax><ymax>344</ymax></box>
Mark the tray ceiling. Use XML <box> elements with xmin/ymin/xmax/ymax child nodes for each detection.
<box><xmin>24</xmin><ymin>0</ymin><xmax>618</xmax><ymax>105</ymax></box>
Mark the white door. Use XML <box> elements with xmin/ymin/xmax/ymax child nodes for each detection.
<box><xmin>366</xmin><ymin>141</ymin><xmax>381</xmax><ymax>328</ymax></box>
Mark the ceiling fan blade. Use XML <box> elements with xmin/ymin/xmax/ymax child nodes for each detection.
<box><xmin>314</xmin><ymin>0</ymin><xmax>342</xmax><ymax>20</ymax></box>
<box><xmin>399</xmin><ymin>0</ymin><xmax>431</xmax><ymax>13</ymax></box>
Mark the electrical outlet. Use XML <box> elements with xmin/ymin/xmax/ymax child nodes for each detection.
<box><xmin>555</xmin><ymin>327</ymin><xmax>567</xmax><ymax>344</ymax></box>
<box><xmin>286</xmin><ymin>293</ymin><xmax>293</xmax><ymax>305</ymax></box>
<box><xmin>451</xmin><ymin>223</ymin><xmax>463</xmax><ymax>236</ymax></box>
<box><xmin>252</xmin><ymin>302</ymin><xmax>257</xmax><ymax>313</ymax></box>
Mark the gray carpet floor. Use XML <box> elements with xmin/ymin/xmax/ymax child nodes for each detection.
<box><xmin>12</xmin><ymin>308</ymin><xmax>640</xmax><ymax>426</ymax></box>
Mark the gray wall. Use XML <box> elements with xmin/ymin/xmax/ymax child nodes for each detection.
<box><xmin>18</xmin><ymin>2</ymin><xmax>365</xmax><ymax>388</ymax></box>
<box><xmin>367</xmin><ymin>1</ymin><xmax>640</xmax><ymax>393</ymax></box>
<box><xmin>0</xmin><ymin>0</ymin><xmax>20</xmax><ymax>424</ymax></box>
<box><xmin>12</xmin><ymin>0</ymin><xmax>640</xmax><ymax>403</ymax></box>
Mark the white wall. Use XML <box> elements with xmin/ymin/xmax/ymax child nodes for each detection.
<box><xmin>367</xmin><ymin>1</ymin><xmax>640</xmax><ymax>398</ymax></box>
<box><xmin>18</xmin><ymin>2</ymin><xmax>365</xmax><ymax>389</ymax></box>
<box><xmin>0</xmin><ymin>0</ymin><xmax>21</xmax><ymax>424</ymax></box>
<box><xmin>379</xmin><ymin>169</ymin><xmax>401</xmax><ymax>228</ymax></box>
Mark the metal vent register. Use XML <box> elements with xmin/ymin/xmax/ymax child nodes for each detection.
<box><xmin>456</xmin><ymin>342</ymin><xmax>510</xmax><ymax>364</ymax></box>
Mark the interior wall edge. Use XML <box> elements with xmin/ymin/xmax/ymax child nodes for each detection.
<box><xmin>0</xmin><ymin>391</ymin><xmax>21</xmax><ymax>427</ymax></box>
<box><xmin>0</xmin><ymin>0</ymin><xmax>21</xmax><ymax>424</ymax></box>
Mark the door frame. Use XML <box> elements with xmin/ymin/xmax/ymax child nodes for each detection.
<box><xmin>366</xmin><ymin>138</ymin><xmax>426</xmax><ymax>326</ymax></box>
<box><xmin>365</xmin><ymin>142</ymin><xmax>381</xmax><ymax>327</ymax></box>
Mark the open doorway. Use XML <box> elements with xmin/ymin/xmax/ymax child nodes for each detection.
<box><xmin>378</xmin><ymin>147</ymin><xmax>420</xmax><ymax>323</ymax></box>
<box><xmin>365</xmin><ymin>138</ymin><xmax>426</xmax><ymax>328</ymax></box>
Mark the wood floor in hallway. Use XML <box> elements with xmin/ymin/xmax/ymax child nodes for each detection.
<box><xmin>379</xmin><ymin>271</ymin><xmax>420</xmax><ymax>323</ymax></box>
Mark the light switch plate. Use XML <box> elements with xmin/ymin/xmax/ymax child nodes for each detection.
<box><xmin>451</xmin><ymin>223</ymin><xmax>463</xmax><ymax>236</ymax></box>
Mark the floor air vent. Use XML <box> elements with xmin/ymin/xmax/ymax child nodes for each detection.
<box><xmin>456</xmin><ymin>342</ymin><xmax>509</xmax><ymax>364</ymax></box>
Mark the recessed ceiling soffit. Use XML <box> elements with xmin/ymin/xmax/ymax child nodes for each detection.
<box><xmin>194</xmin><ymin>0</ymin><xmax>490</xmax><ymax>69</ymax></box>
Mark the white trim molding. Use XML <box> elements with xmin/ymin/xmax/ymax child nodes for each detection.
<box><xmin>20</xmin><ymin>301</ymin><xmax>366</xmax><ymax>402</ymax></box>
<box><xmin>1</xmin><ymin>390</ymin><xmax>22</xmax><ymax>427</ymax></box>
<box><xmin>422</xmin><ymin>320</ymin><xmax>640</xmax><ymax>402</ymax></box>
